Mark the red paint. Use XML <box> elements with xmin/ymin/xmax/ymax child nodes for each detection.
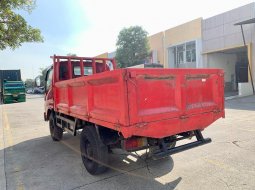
<box><xmin>46</xmin><ymin>55</ymin><xmax>225</xmax><ymax>139</ymax></box>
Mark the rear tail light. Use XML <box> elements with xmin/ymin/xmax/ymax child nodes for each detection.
<box><xmin>122</xmin><ymin>137</ymin><xmax>148</xmax><ymax>151</ymax></box>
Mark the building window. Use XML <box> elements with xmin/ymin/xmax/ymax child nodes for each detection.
<box><xmin>177</xmin><ymin>44</ymin><xmax>185</xmax><ymax>65</ymax></box>
<box><xmin>170</xmin><ymin>41</ymin><xmax>196</xmax><ymax>68</ymax></box>
<box><xmin>186</xmin><ymin>41</ymin><xmax>196</xmax><ymax>63</ymax></box>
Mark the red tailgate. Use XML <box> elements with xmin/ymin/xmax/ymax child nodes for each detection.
<box><xmin>125</xmin><ymin>68</ymin><xmax>224</xmax><ymax>138</ymax></box>
<box><xmin>127</xmin><ymin>69</ymin><xmax>182</xmax><ymax>124</ymax></box>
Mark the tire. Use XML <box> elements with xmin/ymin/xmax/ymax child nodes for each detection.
<box><xmin>49</xmin><ymin>113</ymin><xmax>63</xmax><ymax>141</ymax></box>
<box><xmin>80</xmin><ymin>126</ymin><xmax>109</xmax><ymax>175</ymax></box>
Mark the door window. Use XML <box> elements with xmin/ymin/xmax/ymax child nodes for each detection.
<box><xmin>46</xmin><ymin>68</ymin><xmax>53</xmax><ymax>91</ymax></box>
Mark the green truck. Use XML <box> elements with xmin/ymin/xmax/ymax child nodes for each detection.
<box><xmin>0</xmin><ymin>70</ymin><xmax>26</xmax><ymax>104</ymax></box>
<box><xmin>2</xmin><ymin>80</ymin><xmax>26</xmax><ymax>104</ymax></box>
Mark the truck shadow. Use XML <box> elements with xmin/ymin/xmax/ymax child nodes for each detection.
<box><xmin>3</xmin><ymin>133</ymin><xmax>182</xmax><ymax>190</ymax></box>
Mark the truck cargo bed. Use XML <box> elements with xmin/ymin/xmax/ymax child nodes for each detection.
<box><xmin>54</xmin><ymin>68</ymin><xmax>224</xmax><ymax>138</ymax></box>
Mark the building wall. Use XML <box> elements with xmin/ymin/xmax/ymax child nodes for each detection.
<box><xmin>202</xmin><ymin>3</ymin><xmax>255</xmax><ymax>53</ymax></box>
<box><xmin>95</xmin><ymin>52</ymin><xmax>108</xmax><ymax>58</ymax></box>
<box><xmin>202</xmin><ymin>3</ymin><xmax>255</xmax><ymax>85</ymax></box>
<box><xmin>207</xmin><ymin>53</ymin><xmax>237</xmax><ymax>83</ymax></box>
<box><xmin>148</xmin><ymin>32</ymin><xmax>164</xmax><ymax>65</ymax></box>
<box><xmin>196</xmin><ymin>39</ymin><xmax>203</xmax><ymax>68</ymax></box>
<box><xmin>165</xmin><ymin>18</ymin><xmax>202</xmax><ymax>46</ymax></box>
<box><xmin>164</xmin><ymin>18</ymin><xmax>202</xmax><ymax>68</ymax></box>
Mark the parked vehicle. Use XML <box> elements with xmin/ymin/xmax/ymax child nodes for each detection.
<box><xmin>0</xmin><ymin>70</ymin><xmax>21</xmax><ymax>102</ymax></box>
<box><xmin>43</xmin><ymin>55</ymin><xmax>225</xmax><ymax>175</ymax></box>
<box><xmin>2</xmin><ymin>80</ymin><xmax>26</xmax><ymax>104</ymax></box>
<box><xmin>26</xmin><ymin>88</ymin><xmax>34</xmax><ymax>94</ymax></box>
<box><xmin>33</xmin><ymin>87</ymin><xmax>44</xmax><ymax>94</ymax></box>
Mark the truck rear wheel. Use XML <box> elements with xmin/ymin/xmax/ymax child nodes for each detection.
<box><xmin>80</xmin><ymin>126</ymin><xmax>109</xmax><ymax>175</ymax></box>
<box><xmin>49</xmin><ymin>114</ymin><xmax>63</xmax><ymax>141</ymax></box>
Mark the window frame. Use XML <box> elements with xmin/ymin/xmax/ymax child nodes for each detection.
<box><xmin>73</xmin><ymin>65</ymin><xmax>93</xmax><ymax>76</ymax></box>
<box><xmin>45</xmin><ymin>67</ymin><xmax>53</xmax><ymax>92</ymax></box>
<box><xmin>171</xmin><ymin>40</ymin><xmax>196</xmax><ymax>67</ymax></box>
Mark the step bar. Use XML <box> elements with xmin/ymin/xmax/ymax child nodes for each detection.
<box><xmin>152</xmin><ymin>130</ymin><xmax>211</xmax><ymax>160</ymax></box>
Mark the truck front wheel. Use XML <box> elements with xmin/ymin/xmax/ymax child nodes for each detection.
<box><xmin>49</xmin><ymin>114</ymin><xmax>63</xmax><ymax>141</ymax></box>
<box><xmin>80</xmin><ymin>126</ymin><xmax>109</xmax><ymax>175</ymax></box>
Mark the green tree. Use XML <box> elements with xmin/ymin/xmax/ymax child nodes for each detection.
<box><xmin>24</xmin><ymin>78</ymin><xmax>34</xmax><ymax>88</ymax></box>
<box><xmin>39</xmin><ymin>67</ymin><xmax>47</xmax><ymax>87</ymax></box>
<box><xmin>115</xmin><ymin>26</ymin><xmax>150</xmax><ymax>68</ymax></box>
<box><xmin>0</xmin><ymin>0</ymin><xmax>43</xmax><ymax>50</ymax></box>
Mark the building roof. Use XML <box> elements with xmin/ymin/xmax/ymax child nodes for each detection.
<box><xmin>235</xmin><ymin>18</ymin><xmax>255</xmax><ymax>25</ymax></box>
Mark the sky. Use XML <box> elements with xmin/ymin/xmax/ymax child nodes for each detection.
<box><xmin>0</xmin><ymin>0</ymin><xmax>254</xmax><ymax>80</ymax></box>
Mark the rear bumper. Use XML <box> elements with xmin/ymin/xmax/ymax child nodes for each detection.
<box><xmin>3</xmin><ymin>94</ymin><xmax>26</xmax><ymax>103</ymax></box>
<box><xmin>152</xmin><ymin>130</ymin><xmax>211</xmax><ymax>160</ymax></box>
<box><xmin>152</xmin><ymin>138</ymin><xmax>211</xmax><ymax>160</ymax></box>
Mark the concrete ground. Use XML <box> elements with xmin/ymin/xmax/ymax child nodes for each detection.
<box><xmin>0</xmin><ymin>94</ymin><xmax>255</xmax><ymax>190</ymax></box>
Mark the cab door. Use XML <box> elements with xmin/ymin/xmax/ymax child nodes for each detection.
<box><xmin>44</xmin><ymin>67</ymin><xmax>54</xmax><ymax>120</ymax></box>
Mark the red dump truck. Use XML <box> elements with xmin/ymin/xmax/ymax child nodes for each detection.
<box><xmin>43</xmin><ymin>55</ymin><xmax>225</xmax><ymax>175</ymax></box>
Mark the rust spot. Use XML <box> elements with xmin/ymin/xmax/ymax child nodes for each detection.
<box><xmin>186</xmin><ymin>74</ymin><xmax>209</xmax><ymax>80</ymax></box>
<box><xmin>143</xmin><ymin>74</ymin><xmax>175</xmax><ymax>80</ymax></box>
<box><xmin>87</xmin><ymin>77</ymin><xmax>118</xmax><ymax>85</ymax></box>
